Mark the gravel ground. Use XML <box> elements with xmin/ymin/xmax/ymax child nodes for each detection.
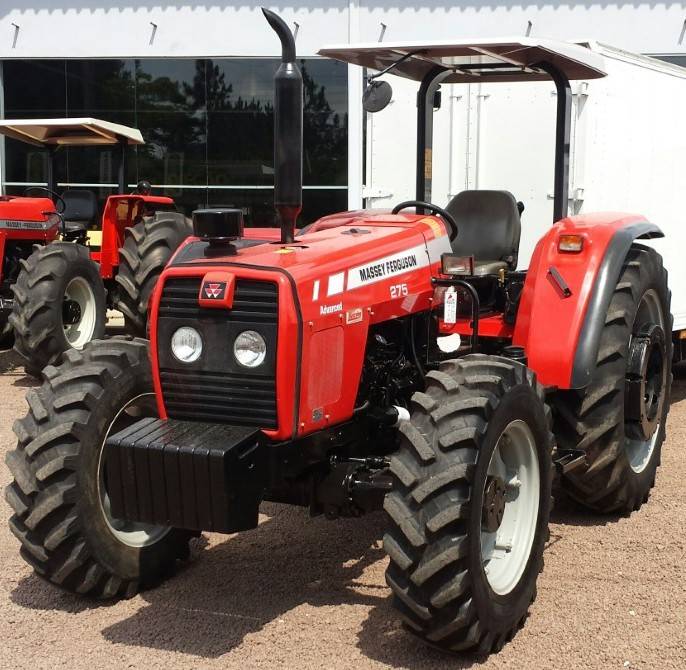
<box><xmin>0</xmin><ymin>346</ymin><xmax>684</xmax><ymax>670</ymax></box>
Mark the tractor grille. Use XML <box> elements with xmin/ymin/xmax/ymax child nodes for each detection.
<box><xmin>157</xmin><ymin>276</ymin><xmax>278</xmax><ymax>428</ymax></box>
<box><xmin>159</xmin><ymin>277</ymin><xmax>279</xmax><ymax>322</ymax></box>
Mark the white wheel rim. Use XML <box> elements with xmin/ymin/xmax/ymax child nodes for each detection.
<box><xmin>626</xmin><ymin>289</ymin><xmax>665</xmax><ymax>474</ymax></box>
<box><xmin>62</xmin><ymin>276</ymin><xmax>97</xmax><ymax>348</ymax></box>
<box><xmin>96</xmin><ymin>393</ymin><xmax>170</xmax><ymax>548</ymax></box>
<box><xmin>481</xmin><ymin>420</ymin><xmax>540</xmax><ymax>596</ymax></box>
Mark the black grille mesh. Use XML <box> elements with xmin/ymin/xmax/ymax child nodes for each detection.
<box><xmin>158</xmin><ymin>277</ymin><xmax>278</xmax><ymax>428</ymax></box>
<box><xmin>159</xmin><ymin>277</ymin><xmax>278</xmax><ymax>322</ymax></box>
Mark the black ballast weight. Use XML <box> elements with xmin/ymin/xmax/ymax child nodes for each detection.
<box><xmin>105</xmin><ymin>418</ymin><xmax>265</xmax><ymax>533</ymax></box>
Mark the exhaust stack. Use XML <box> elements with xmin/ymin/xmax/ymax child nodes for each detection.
<box><xmin>262</xmin><ymin>8</ymin><xmax>303</xmax><ymax>244</ymax></box>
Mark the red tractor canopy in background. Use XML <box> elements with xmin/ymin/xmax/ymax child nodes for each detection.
<box><xmin>0</xmin><ymin>117</ymin><xmax>191</xmax><ymax>375</ymax></box>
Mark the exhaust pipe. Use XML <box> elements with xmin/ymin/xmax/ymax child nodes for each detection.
<box><xmin>262</xmin><ymin>8</ymin><xmax>303</xmax><ymax>244</ymax></box>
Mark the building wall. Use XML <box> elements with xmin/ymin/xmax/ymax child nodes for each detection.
<box><xmin>2</xmin><ymin>2</ymin><xmax>685</xmax><ymax>59</ymax></box>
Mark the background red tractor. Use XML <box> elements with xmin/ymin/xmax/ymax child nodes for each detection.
<box><xmin>0</xmin><ymin>118</ymin><xmax>191</xmax><ymax>375</ymax></box>
<box><xmin>4</xmin><ymin>11</ymin><xmax>671</xmax><ymax>656</ymax></box>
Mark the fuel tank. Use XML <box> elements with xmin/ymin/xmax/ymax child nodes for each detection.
<box><xmin>150</xmin><ymin>211</ymin><xmax>451</xmax><ymax>440</ymax></box>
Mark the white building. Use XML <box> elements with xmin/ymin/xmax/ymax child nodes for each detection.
<box><xmin>1</xmin><ymin>2</ymin><xmax>684</xmax><ymax>221</ymax></box>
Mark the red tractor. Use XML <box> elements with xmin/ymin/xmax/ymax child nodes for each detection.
<box><xmin>0</xmin><ymin>118</ymin><xmax>191</xmax><ymax>375</ymax></box>
<box><xmin>5</xmin><ymin>11</ymin><xmax>671</xmax><ymax>655</ymax></box>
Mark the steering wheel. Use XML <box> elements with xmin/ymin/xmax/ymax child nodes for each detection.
<box><xmin>24</xmin><ymin>186</ymin><xmax>66</xmax><ymax>214</ymax></box>
<box><xmin>391</xmin><ymin>200</ymin><xmax>458</xmax><ymax>241</ymax></box>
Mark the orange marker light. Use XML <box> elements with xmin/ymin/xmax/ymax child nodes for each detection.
<box><xmin>558</xmin><ymin>234</ymin><xmax>584</xmax><ymax>253</ymax></box>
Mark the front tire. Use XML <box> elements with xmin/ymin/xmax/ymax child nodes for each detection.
<box><xmin>9</xmin><ymin>243</ymin><xmax>106</xmax><ymax>377</ymax></box>
<box><xmin>384</xmin><ymin>355</ymin><xmax>553</xmax><ymax>653</ymax></box>
<box><xmin>114</xmin><ymin>212</ymin><xmax>192</xmax><ymax>336</ymax></box>
<box><xmin>5</xmin><ymin>337</ymin><xmax>193</xmax><ymax>598</ymax></box>
<box><xmin>553</xmin><ymin>244</ymin><xmax>672</xmax><ymax>514</ymax></box>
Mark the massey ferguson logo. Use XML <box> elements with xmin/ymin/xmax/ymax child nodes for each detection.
<box><xmin>203</xmin><ymin>282</ymin><xmax>226</xmax><ymax>299</ymax></box>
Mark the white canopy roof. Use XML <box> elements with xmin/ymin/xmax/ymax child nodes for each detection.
<box><xmin>0</xmin><ymin>118</ymin><xmax>144</xmax><ymax>147</ymax></box>
<box><xmin>319</xmin><ymin>37</ymin><xmax>606</xmax><ymax>83</ymax></box>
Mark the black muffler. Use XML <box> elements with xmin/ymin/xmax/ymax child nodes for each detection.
<box><xmin>263</xmin><ymin>8</ymin><xmax>303</xmax><ymax>244</ymax></box>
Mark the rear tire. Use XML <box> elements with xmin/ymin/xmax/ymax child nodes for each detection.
<box><xmin>114</xmin><ymin>212</ymin><xmax>192</xmax><ymax>336</ymax></box>
<box><xmin>553</xmin><ymin>244</ymin><xmax>671</xmax><ymax>514</ymax></box>
<box><xmin>10</xmin><ymin>242</ymin><xmax>106</xmax><ymax>377</ymax></box>
<box><xmin>4</xmin><ymin>337</ymin><xmax>193</xmax><ymax>598</ymax></box>
<box><xmin>384</xmin><ymin>355</ymin><xmax>553</xmax><ymax>653</ymax></box>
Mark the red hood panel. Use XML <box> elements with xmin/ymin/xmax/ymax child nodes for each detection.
<box><xmin>0</xmin><ymin>196</ymin><xmax>56</xmax><ymax>221</ymax></box>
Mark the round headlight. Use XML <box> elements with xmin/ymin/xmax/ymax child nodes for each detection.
<box><xmin>171</xmin><ymin>326</ymin><xmax>203</xmax><ymax>363</ymax></box>
<box><xmin>234</xmin><ymin>330</ymin><xmax>267</xmax><ymax>368</ymax></box>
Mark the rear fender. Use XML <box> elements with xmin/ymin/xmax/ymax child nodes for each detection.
<box><xmin>513</xmin><ymin>213</ymin><xmax>663</xmax><ymax>389</ymax></box>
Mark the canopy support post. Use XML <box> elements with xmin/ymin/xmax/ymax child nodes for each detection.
<box><xmin>416</xmin><ymin>66</ymin><xmax>453</xmax><ymax>206</ymax></box>
<box><xmin>46</xmin><ymin>146</ymin><xmax>56</xmax><ymax>196</ymax></box>
<box><xmin>534</xmin><ymin>60</ymin><xmax>572</xmax><ymax>222</ymax></box>
<box><xmin>117</xmin><ymin>138</ymin><xmax>128</xmax><ymax>195</ymax></box>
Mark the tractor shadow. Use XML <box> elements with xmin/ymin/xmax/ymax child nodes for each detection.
<box><xmin>100</xmin><ymin>503</ymin><xmax>391</xmax><ymax>659</ymax></box>
<box><xmin>0</xmin><ymin>347</ymin><xmax>22</xmax><ymax>374</ymax></box>
<box><xmin>549</xmin><ymin>488</ymin><xmax>622</xmax><ymax>528</ymax></box>
<box><xmin>11</xmin><ymin>573</ymin><xmax>118</xmax><ymax>615</ymax></box>
<box><xmin>0</xmin><ymin>347</ymin><xmax>38</xmax><ymax>388</ymax></box>
<box><xmin>11</xmin><ymin>503</ymin><xmax>489</xmax><ymax>668</ymax></box>
<box><xmin>669</xmin><ymin>362</ymin><xmax>686</xmax><ymax>403</ymax></box>
<box><xmin>99</xmin><ymin>502</ymin><xmax>489</xmax><ymax>668</ymax></box>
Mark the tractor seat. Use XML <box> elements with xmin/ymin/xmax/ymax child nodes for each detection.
<box><xmin>61</xmin><ymin>189</ymin><xmax>98</xmax><ymax>234</ymax></box>
<box><xmin>445</xmin><ymin>190</ymin><xmax>522</xmax><ymax>276</ymax></box>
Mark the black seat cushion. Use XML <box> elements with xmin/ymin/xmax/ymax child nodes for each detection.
<box><xmin>445</xmin><ymin>190</ymin><xmax>521</xmax><ymax>269</ymax></box>
<box><xmin>61</xmin><ymin>189</ymin><xmax>98</xmax><ymax>229</ymax></box>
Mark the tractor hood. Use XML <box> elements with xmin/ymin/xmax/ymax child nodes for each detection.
<box><xmin>0</xmin><ymin>195</ymin><xmax>60</xmax><ymax>234</ymax></box>
<box><xmin>153</xmin><ymin>210</ymin><xmax>452</xmax><ymax>440</ymax></box>
<box><xmin>166</xmin><ymin>211</ymin><xmax>451</xmax><ymax>322</ymax></box>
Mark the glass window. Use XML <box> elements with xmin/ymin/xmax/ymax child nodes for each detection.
<box><xmin>64</xmin><ymin>59</ymin><xmax>136</xmax><ymax>186</ymax></box>
<box><xmin>207</xmin><ymin>59</ymin><xmax>277</xmax><ymax>188</ymax></box>
<box><xmin>2</xmin><ymin>57</ymin><xmax>348</xmax><ymax>226</ymax></box>
<box><xmin>206</xmin><ymin>187</ymin><xmax>348</xmax><ymax>228</ymax></box>
<box><xmin>651</xmin><ymin>54</ymin><xmax>686</xmax><ymax>69</ymax></box>
<box><xmin>206</xmin><ymin>58</ymin><xmax>348</xmax><ymax>188</ymax></box>
<box><xmin>135</xmin><ymin>59</ymin><xmax>208</xmax><ymax>187</ymax></box>
<box><xmin>3</xmin><ymin>60</ymin><xmax>68</xmax><ymax>185</ymax></box>
<box><xmin>301</xmin><ymin>59</ymin><xmax>348</xmax><ymax>186</ymax></box>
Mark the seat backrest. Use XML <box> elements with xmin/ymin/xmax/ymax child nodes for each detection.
<box><xmin>61</xmin><ymin>189</ymin><xmax>98</xmax><ymax>225</ymax></box>
<box><xmin>445</xmin><ymin>190</ymin><xmax>521</xmax><ymax>268</ymax></box>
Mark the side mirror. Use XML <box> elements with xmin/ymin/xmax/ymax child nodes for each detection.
<box><xmin>362</xmin><ymin>80</ymin><xmax>393</xmax><ymax>113</ymax></box>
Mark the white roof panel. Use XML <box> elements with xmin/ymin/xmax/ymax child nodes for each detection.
<box><xmin>0</xmin><ymin>118</ymin><xmax>144</xmax><ymax>147</ymax></box>
<box><xmin>319</xmin><ymin>37</ymin><xmax>606</xmax><ymax>83</ymax></box>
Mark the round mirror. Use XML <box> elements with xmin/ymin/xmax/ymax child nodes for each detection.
<box><xmin>363</xmin><ymin>80</ymin><xmax>393</xmax><ymax>113</ymax></box>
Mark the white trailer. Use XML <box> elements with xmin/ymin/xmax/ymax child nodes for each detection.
<box><xmin>363</xmin><ymin>43</ymin><xmax>686</xmax><ymax>333</ymax></box>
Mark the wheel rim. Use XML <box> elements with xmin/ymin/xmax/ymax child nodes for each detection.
<box><xmin>480</xmin><ymin>420</ymin><xmax>540</xmax><ymax>596</ymax></box>
<box><xmin>96</xmin><ymin>393</ymin><xmax>170</xmax><ymax>548</ymax></box>
<box><xmin>625</xmin><ymin>289</ymin><xmax>666</xmax><ymax>474</ymax></box>
<box><xmin>62</xmin><ymin>276</ymin><xmax>97</xmax><ymax>348</ymax></box>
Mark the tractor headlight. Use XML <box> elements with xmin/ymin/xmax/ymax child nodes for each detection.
<box><xmin>234</xmin><ymin>330</ymin><xmax>267</xmax><ymax>368</ymax></box>
<box><xmin>171</xmin><ymin>326</ymin><xmax>203</xmax><ymax>363</ymax></box>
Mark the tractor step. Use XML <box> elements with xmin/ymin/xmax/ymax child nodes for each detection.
<box><xmin>552</xmin><ymin>448</ymin><xmax>587</xmax><ymax>475</ymax></box>
<box><xmin>104</xmin><ymin>418</ymin><xmax>266</xmax><ymax>533</ymax></box>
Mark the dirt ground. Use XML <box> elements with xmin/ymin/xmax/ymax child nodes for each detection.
<box><xmin>0</xmin><ymin>346</ymin><xmax>684</xmax><ymax>670</ymax></box>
